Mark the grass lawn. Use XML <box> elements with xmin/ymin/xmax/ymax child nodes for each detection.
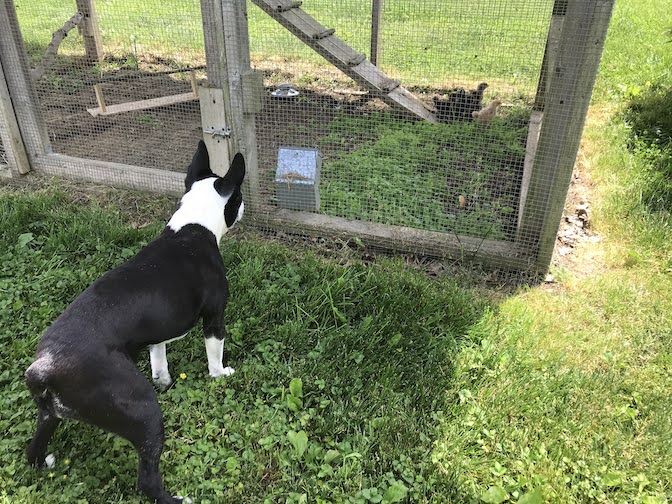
<box><xmin>14</xmin><ymin>0</ymin><xmax>551</xmax><ymax>87</ymax></box>
<box><xmin>1</xmin><ymin>0</ymin><xmax>672</xmax><ymax>503</ymax></box>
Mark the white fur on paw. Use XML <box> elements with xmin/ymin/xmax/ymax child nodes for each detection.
<box><xmin>45</xmin><ymin>454</ymin><xmax>56</xmax><ymax>468</ymax></box>
<box><xmin>174</xmin><ymin>497</ymin><xmax>193</xmax><ymax>504</ymax></box>
<box><xmin>210</xmin><ymin>366</ymin><xmax>235</xmax><ymax>378</ymax></box>
<box><xmin>153</xmin><ymin>374</ymin><xmax>173</xmax><ymax>390</ymax></box>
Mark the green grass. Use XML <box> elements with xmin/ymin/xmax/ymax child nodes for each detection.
<box><xmin>2</xmin><ymin>0</ymin><xmax>672</xmax><ymax>503</ymax></box>
<box><xmin>15</xmin><ymin>0</ymin><xmax>551</xmax><ymax>88</ymax></box>
<box><xmin>318</xmin><ymin>110</ymin><xmax>530</xmax><ymax>239</ymax></box>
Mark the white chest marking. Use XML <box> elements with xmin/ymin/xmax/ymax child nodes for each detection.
<box><xmin>167</xmin><ymin>178</ymin><xmax>230</xmax><ymax>244</ymax></box>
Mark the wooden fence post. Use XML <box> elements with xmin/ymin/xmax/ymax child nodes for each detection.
<box><xmin>75</xmin><ymin>0</ymin><xmax>104</xmax><ymax>63</ymax></box>
<box><xmin>200</xmin><ymin>0</ymin><xmax>261</xmax><ymax>212</ymax></box>
<box><xmin>0</xmin><ymin>0</ymin><xmax>52</xmax><ymax>160</ymax></box>
<box><xmin>0</xmin><ymin>55</ymin><xmax>31</xmax><ymax>174</ymax></box>
<box><xmin>370</xmin><ymin>0</ymin><xmax>383</xmax><ymax>66</ymax></box>
<box><xmin>516</xmin><ymin>0</ymin><xmax>615</xmax><ymax>271</ymax></box>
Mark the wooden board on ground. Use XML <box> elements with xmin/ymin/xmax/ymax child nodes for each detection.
<box><xmin>250</xmin><ymin>206</ymin><xmax>534</xmax><ymax>271</ymax></box>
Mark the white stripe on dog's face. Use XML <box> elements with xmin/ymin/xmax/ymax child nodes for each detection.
<box><xmin>167</xmin><ymin>178</ymin><xmax>231</xmax><ymax>244</ymax></box>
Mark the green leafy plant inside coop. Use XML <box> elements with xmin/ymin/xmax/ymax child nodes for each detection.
<box><xmin>319</xmin><ymin>109</ymin><xmax>530</xmax><ymax>240</ymax></box>
<box><xmin>136</xmin><ymin>113</ymin><xmax>161</xmax><ymax>128</ymax></box>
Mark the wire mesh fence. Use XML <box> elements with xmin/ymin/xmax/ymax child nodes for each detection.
<box><xmin>13</xmin><ymin>0</ymin><xmax>205</xmax><ymax>177</ymax></box>
<box><xmin>1</xmin><ymin>0</ymin><xmax>615</xmax><ymax>271</ymax></box>
<box><xmin>250</xmin><ymin>0</ymin><xmax>552</xmax><ymax>244</ymax></box>
<box><xmin>0</xmin><ymin>135</ymin><xmax>8</xmax><ymax>173</ymax></box>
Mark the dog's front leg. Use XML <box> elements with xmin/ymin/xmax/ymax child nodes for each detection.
<box><xmin>204</xmin><ymin>336</ymin><xmax>235</xmax><ymax>377</ymax></box>
<box><xmin>203</xmin><ymin>309</ymin><xmax>235</xmax><ymax>378</ymax></box>
<box><xmin>149</xmin><ymin>343</ymin><xmax>172</xmax><ymax>390</ymax></box>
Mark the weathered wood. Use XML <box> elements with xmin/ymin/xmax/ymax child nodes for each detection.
<box><xmin>189</xmin><ymin>71</ymin><xmax>199</xmax><ymax>96</ymax></box>
<box><xmin>312</xmin><ymin>28</ymin><xmax>335</xmax><ymax>40</ymax></box>
<box><xmin>75</xmin><ymin>0</ymin><xmax>104</xmax><ymax>63</ymax></box>
<box><xmin>201</xmin><ymin>0</ymin><xmax>262</xmax><ymax>212</ymax></box>
<box><xmin>251</xmin><ymin>0</ymin><xmax>438</xmax><ymax>123</ymax></box>
<box><xmin>31</xmin><ymin>12</ymin><xmax>83</xmax><ymax>81</ymax></box>
<box><xmin>276</xmin><ymin>1</ymin><xmax>302</xmax><ymax>13</ymax></box>
<box><xmin>0</xmin><ymin>54</ymin><xmax>31</xmax><ymax>174</ymax></box>
<box><xmin>198</xmin><ymin>86</ymin><xmax>231</xmax><ymax>176</ymax></box>
<box><xmin>32</xmin><ymin>153</ymin><xmax>184</xmax><ymax>195</ymax></box>
<box><xmin>242</xmin><ymin>69</ymin><xmax>264</xmax><ymax>114</ymax></box>
<box><xmin>533</xmin><ymin>0</ymin><xmax>567</xmax><ymax>110</ymax></box>
<box><xmin>0</xmin><ymin>0</ymin><xmax>52</xmax><ymax>159</ymax></box>
<box><xmin>87</xmin><ymin>91</ymin><xmax>197</xmax><ymax>117</ymax></box>
<box><xmin>370</xmin><ymin>0</ymin><xmax>383</xmax><ymax>66</ymax></box>
<box><xmin>249</xmin><ymin>207</ymin><xmax>534</xmax><ymax>270</ymax></box>
<box><xmin>200</xmin><ymin>0</ymin><xmax>227</xmax><ymax>89</ymax></box>
<box><xmin>517</xmin><ymin>0</ymin><xmax>615</xmax><ymax>271</ymax></box>
<box><xmin>92</xmin><ymin>83</ymin><xmax>107</xmax><ymax>113</ymax></box>
<box><xmin>347</xmin><ymin>53</ymin><xmax>366</xmax><ymax>67</ymax></box>
<box><xmin>517</xmin><ymin>110</ymin><xmax>543</xmax><ymax>229</ymax></box>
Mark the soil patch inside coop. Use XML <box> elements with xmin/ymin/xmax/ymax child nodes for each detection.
<box><xmin>35</xmin><ymin>58</ymin><xmax>528</xmax><ymax>240</ymax></box>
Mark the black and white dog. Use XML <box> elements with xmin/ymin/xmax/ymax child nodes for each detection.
<box><xmin>24</xmin><ymin>140</ymin><xmax>244</xmax><ymax>504</ymax></box>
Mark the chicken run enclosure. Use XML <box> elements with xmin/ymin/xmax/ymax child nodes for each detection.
<box><xmin>0</xmin><ymin>0</ymin><xmax>614</xmax><ymax>271</ymax></box>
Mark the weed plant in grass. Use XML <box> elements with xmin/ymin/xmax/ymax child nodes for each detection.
<box><xmin>320</xmin><ymin>109</ymin><xmax>530</xmax><ymax>240</ymax></box>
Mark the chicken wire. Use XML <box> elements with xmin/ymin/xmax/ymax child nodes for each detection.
<box><xmin>13</xmin><ymin>0</ymin><xmax>206</xmax><ymax>177</ymax></box>
<box><xmin>2</xmin><ymin>0</ymin><xmax>614</xmax><ymax>270</ymax></box>
<box><xmin>249</xmin><ymin>0</ymin><xmax>552</xmax><ymax>245</ymax></box>
<box><xmin>0</xmin><ymin>136</ymin><xmax>6</xmax><ymax>165</ymax></box>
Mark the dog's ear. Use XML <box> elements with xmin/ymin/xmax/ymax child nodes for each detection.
<box><xmin>223</xmin><ymin>153</ymin><xmax>245</xmax><ymax>187</ymax></box>
<box><xmin>215</xmin><ymin>152</ymin><xmax>245</xmax><ymax>191</ymax></box>
<box><xmin>185</xmin><ymin>140</ymin><xmax>213</xmax><ymax>191</ymax></box>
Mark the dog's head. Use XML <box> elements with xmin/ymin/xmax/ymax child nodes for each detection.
<box><xmin>168</xmin><ymin>140</ymin><xmax>245</xmax><ymax>244</ymax></box>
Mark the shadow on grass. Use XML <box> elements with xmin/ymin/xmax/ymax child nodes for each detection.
<box><xmin>622</xmin><ymin>83</ymin><xmax>672</xmax><ymax>213</ymax></box>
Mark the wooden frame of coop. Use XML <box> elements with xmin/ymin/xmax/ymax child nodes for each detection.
<box><xmin>0</xmin><ymin>0</ymin><xmax>615</xmax><ymax>273</ymax></box>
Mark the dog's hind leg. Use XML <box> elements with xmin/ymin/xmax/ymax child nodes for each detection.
<box><xmin>69</xmin><ymin>357</ymin><xmax>183</xmax><ymax>504</ymax></box>
<box><xmin>26</xmin><ymin>408</ymin><xmax>61</xmax><ymax>467</ymax></box>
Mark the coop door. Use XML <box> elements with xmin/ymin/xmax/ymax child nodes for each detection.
<box><xmin>198</xmin><ymin>86</ymin><xmax>232</xmax><ymax>177</ymax></box>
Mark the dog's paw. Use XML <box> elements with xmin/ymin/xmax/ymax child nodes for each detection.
<box><xmin>209</xmin><ymin>366</ymin><xmax>235</xmax><ymax>378</ymax></box>
<box><xmin>45</xmin><ymin>453</ymin><xmax>56</xmax><ymax>468</ymax></box>
<box><xmin>173</xmin><ymin>496</ymin><xmax>193</xmax><ymax>504</ymax></box>
<box><xmin>153</xmin><ymin>373</ymin><xmax>173</xmax><ymax>391</ymax></box>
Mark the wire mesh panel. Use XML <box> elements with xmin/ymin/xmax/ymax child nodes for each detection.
<box><xmin>13</xmin><ymin>0</ymin><xmax>206</xmax><ymax>177</ymax></box>
<box><xmin>247</xmin><ymin>0</ymin><xmax>552</xmax><ymax>248</ymax></box>
<box><xmin>2</xmin><ymin>0</ymin><xmax>614</xmax><ymax>270</ymax></box>
<box><xmin>0</xmin><ymin>135</ymin><xmax>8</xmax><ymax>173</ymax></box>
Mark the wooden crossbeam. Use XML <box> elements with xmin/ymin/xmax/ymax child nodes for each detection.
<box><xmin>87</xmin><ymin>71</ymin><xmax>200</xmax><ymax>117</ymax></box>
<box><xmin>87</xmin><ymin>91</ymin><xmax>197</xmax><ymax>117</ymax></box>
<box><xmin>250</xmin><ymin>0</ymin><xmax>437</xmax><ymax>123</ymax></box>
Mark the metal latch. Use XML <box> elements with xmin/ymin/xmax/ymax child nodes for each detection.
<box><xmin>203</xmin><ymin>127</ymin><xmax>231</xmax><ymax>138</ymax></box>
